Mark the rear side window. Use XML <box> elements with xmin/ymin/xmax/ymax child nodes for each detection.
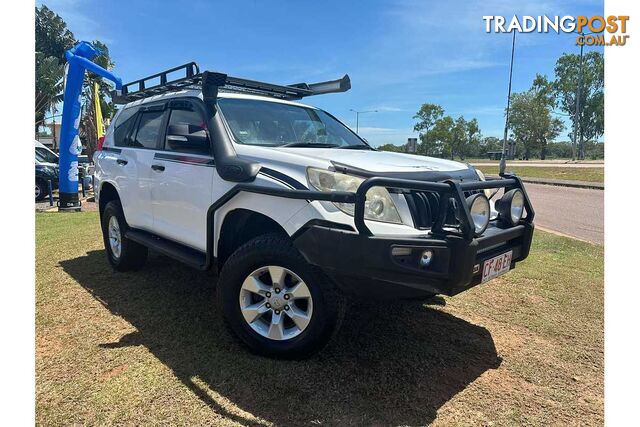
<box><xmin>113</xmin><ymin>107</ymin><xmax>139</xmax><ymax>147</ymax></box>
<box><xmin>132</xmin><ymin>111</ymin><xmax>164</xmax><ymax>149</ymax></box>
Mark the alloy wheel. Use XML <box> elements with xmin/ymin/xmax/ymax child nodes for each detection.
<box><xmin>239</xmin><ymin>265</ymin><xmax>313</xmax><ymax>341</ymax></box>
<box><xmin>108</xmin><ymin>216</ymin><xmax>122</xmax><ymax>259</ymax></box>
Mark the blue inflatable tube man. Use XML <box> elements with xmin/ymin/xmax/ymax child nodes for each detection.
<box><xmin>58</xmin><ymin>41</ymin><xmax>122</xmax><ymax>211</ymax></box>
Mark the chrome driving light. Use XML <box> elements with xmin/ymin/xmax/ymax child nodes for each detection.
<box><xmin>466</xmin><ymin>193</ymin><xmax>490</xmax><ymax>235</ymax></box>
<box><xmin>495</xmin><ymin>189</ymin><xmax>525</xmax><ymax>226</ymax></box>
<box><xmin>307</xmin><ymin>168</ymin><xmax>402</xmax><ymax>224</ymax></box>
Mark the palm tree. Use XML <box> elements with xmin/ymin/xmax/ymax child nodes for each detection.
<box><xmin>35</xmin><ymin>5</ymin><xmax>75</xmax><ymax>134</ymax></box>
<box><xmin>35</xmin><ymin>53</ymin><xmax>65</xmax><ymax>133</ymax></box>
<box><xmin>80</xmin><ymin>40</ymin><xmax>116</xmax><ymax>159</ymax></box>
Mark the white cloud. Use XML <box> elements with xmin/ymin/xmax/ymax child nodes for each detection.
<box><xmin>365</xmin><ymin>106</ymin><xmax>407</xmax><ymax>112</ymax></box>
<box><xmin>38</xmin><ymin>0</ymin><xmax>114</xmax><ymax>44</ymax></box>
<box><xmin>356</xmin><ymin>126</ymin><xmax>407</xmax><ymax>135</ymax></box>
<box><xmin>356</xmin><ymin>0</ymin><xmax>597</xmax><ymax>87</ymax></box>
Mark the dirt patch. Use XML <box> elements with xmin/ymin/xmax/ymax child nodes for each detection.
<box><xmin>36</xmin><ymin>334</ymin><xmax>64</xmax><ymax>359</ymax></box>
<box><xmin>100</xmin><ymin>365</ymin><xmax>129</xmax><ymax>380</ymax></box>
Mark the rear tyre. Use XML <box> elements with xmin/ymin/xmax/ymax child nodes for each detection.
<box><xmin>101</xmin><ymin>200</ymin><xmax>148</xmax><ymax>271</ymax></box>
<box><xmin>217</xmin><ymin>233</ymin><xmax>345</xmax><ymax>359</ymax></box>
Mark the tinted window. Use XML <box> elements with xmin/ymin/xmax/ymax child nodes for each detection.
<box><xmin>165</xmin><ymin>108</ymin><xmax>209</xmax><ymax>154</ymax></box>
<box><xmin>114</xmin><ymin>107</ymin><xmax>139</xmax><ymax>147</ymax></box>
<box><xmin>132</xmin><ymin>111</ymin><xmax>164</xmax><ymax>149</ymax></box>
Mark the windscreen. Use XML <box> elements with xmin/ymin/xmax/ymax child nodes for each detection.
<box><xmin>217</xmin><ymin>98</ymin><xmax>367</xmax><ymax>148</ymax></box>
<box><xmin>35</xmin><ymin>147</ymin><xmax>58</xmax><ymax>164</ymax></box>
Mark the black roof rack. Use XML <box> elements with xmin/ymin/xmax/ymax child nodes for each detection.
<box><xmin>111</xmin><ymin>62</ymin><xmax>351</xmax><ymax>104</ymax></box>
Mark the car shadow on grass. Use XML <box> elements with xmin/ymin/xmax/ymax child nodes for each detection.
<box><xmin>61</xmin><ymin>250</ymin><xmax>501</xmax><ymax>426</ymax></box>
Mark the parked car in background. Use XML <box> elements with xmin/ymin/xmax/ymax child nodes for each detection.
<box><xmin>35</xmin><ymin>140</ymin><xmax>58</xmax><ymax>164</ymax></box>
<box><xmin>35</xmin><ymin>162</ymin><xmax>58</xmax><ymax>201</ymax></box>
<box><xmin>78</xmin><ymin>155</ymin><xmax>95</xmax><ymax>178</ymax></box>
<box><xmin>35</xmin><ymin>140</ymin><xmax>60</xmax><ymax>201</ymax></box>
<box><xmin>34</xmin><ymin>141</ymin><xmax>93</xmax><ymax>198</ymax></box>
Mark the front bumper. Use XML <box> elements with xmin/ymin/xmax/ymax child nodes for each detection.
<box><xmin>294</xmin><ymin>221</ymin><xmax>534</xmax><ymax>299</ymax></box>
<box><xmin>209</xmin><ymin>172</ymin><xmax>535</xmax><ymax>297</ymax></box>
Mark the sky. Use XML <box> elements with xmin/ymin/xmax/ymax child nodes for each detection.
<box><xmin>40</xmin><ymin>0</ymin><xmax>603</xmax><ymax>147</ymax></box>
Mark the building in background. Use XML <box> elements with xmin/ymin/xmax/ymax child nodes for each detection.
<box><xmin>36</xmin><ymin>122</ymin><xmax>61</xmax><ymax>150</ymax></box>
<box><xmin>405</xmin><ymin>138</ymin><xmax>418</xmax><ymax>153</ymax></box>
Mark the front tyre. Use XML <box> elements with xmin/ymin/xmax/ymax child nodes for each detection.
<box><xmin>217</xmin><ymin>234</ymin><xmax>344</xmax><ymax>359</ymax></box>
<box><xmin>35</xmin><ymin>179</ymin><xmax>48</xmax><ymax>201</ymax></box>
<box><xmin>101</xmin><ymin>200</ymin><xmax>148</xmax><ymax>271</ymax></box>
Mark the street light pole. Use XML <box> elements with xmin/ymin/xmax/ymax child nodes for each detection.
<box><xmin>350</xmin><ymin>109</ymin><xmax>378</xmax><ymax>134</ymax></box>
<box><xmin>499</xmin><ymin>30</ymin><xmax>516</xmax><ymax>176</ymax></box>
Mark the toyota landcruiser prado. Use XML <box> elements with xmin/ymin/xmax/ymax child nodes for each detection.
<box><xmin>94</xmin><ymin>63</ymin><xmax>534</xmax><ymax>358</ymax></box>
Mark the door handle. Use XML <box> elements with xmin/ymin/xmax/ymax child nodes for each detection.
<box><xmin>116</xmin><ymin>158</ymin><xmax>128</xmax><ymax>165</ymax></box>
<box><xmin>151</xmin><ymin>164</ymin><xmax>165</xmax><ymax>172</ymax></box>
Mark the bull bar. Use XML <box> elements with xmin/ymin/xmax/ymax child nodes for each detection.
<box><xmin>206</xmin><ymin>173</ymin><xmax>535</xmax><ymax>298</ymax></box>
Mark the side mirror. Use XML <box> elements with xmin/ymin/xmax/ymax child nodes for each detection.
<box><xmin>166</xmin><ymin>124</ymin><xmax>209</xmax><ymax>151</ymax></box>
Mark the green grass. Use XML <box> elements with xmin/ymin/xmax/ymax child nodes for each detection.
<box><xmin>475</xmin><ymin>166</ymin><xmax>604</xmax><ymax>183</ymax></box>
<box><xmin>36</xmin><ymin>212</ymin><xmax>603</xmax><ymax>425</ymax></box>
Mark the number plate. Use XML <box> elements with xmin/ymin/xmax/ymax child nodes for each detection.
<box><xmin>481</xmin><ymin>251</ymin><xmax>513</xmax><ymax>283</ymax></box>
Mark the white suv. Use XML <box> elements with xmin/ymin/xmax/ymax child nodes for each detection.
<box><xmin>94</xmin><ymin>63</ymin><xmax>534</xmax><ymax>358</ymax></box>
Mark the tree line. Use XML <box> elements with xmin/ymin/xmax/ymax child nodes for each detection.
<box><xmin>378</xmin><ymin>136</ymin><xmax>603</xmax><ymax>160</ymax></box>
<box><xmin>35</xmin><ymin>5</ymin><xmax>115</xmax><ymax>158</ymax></box>
<box><xmin>379</xmin><ymin>50</ymin><xmax>604</xmax><ymax>160</ymax></box>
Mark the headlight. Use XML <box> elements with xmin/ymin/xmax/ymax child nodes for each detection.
<box><xmin>495</xmin><ymin>189</ymin><xmax>525</xmax><ymax>226</ymax></box>
<box><xmin>465</xmin><ymin>193</ymin><xmax>490</xmax><ymax>235</ymax></box>
<box><xmin>307</xmin><ymin>168</ymin><xmax>402</xmax><ymax>224</ymax></box>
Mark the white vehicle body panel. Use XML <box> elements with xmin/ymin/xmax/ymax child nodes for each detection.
<box><xmin>125</xmin><ymin>148</ymin><xmax>156</xmax><ymax>230</ymax></box>
<box><xmin>95</xmin><ymin>90</ymin><xmax>476</xmax><ymax>259</ymax></box>
<box><xmin>211</xmin><ymin>174</ymin><xmax>311</xmax><ymax>255</ymax></box>
<box><xmin>150</xmin><ymin>155</ymin><xmax>215</xmax><ymax>250</ymax></box>
<box><xmin>94</xmin><ymin>114</ymin><xmax>155</xmax><ymax>231</ymax></box>
<box><xmin>236</xmin><ymin>145</ymin><xmax>468</xmax><ymax>174</ymax></box>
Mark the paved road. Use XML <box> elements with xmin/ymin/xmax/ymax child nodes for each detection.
<box><xmin>472</xmin><ymin>162</ymin><xmax>604</xmax><ymax>168</ymax></box>
<box><xmin>524</xmin><ymin>183</ymin><xmax>603</xmax><ymax>245</ymax></box>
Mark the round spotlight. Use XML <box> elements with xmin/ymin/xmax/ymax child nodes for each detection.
<box><xmin>496</xmin><ymin>189</ymin><xmax>525</xmax><ymax>226</ymax></box>
<box><xmin>466</xmin><ymin>193</ymin><xmax>490</xmax><ymax>235</ymax></box>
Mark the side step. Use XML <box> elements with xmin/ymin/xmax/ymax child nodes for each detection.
<box><xmin>125</xmin><ymin>229</ymin><xmax>208</xmax><ymax>270</ymax></box>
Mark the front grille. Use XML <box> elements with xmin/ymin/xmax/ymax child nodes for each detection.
<box><xmin>405</xmin><ymin>191</ymin><xmax>442</xmax><ymax>228</ymax></box>
<box><xmin>405</xmin><ymin>188</ymin><xmax>482</xmax><ymax>229</ymax></box>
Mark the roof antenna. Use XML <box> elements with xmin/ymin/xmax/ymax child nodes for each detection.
<box><xmin>500</xmin><ymin>30</ymin><xmax>516</xmax><ymax>176</ymax></box>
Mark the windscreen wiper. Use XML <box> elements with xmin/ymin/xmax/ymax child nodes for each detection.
<box><xmin>335</xmin><ymin>145</ymin><xmax>375</xmax><ymax>150</ymax></box>
<box><xmin>280</xmin><ymin>142</ymin><xmax>340</xmax><ymax>148</ymax></box>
